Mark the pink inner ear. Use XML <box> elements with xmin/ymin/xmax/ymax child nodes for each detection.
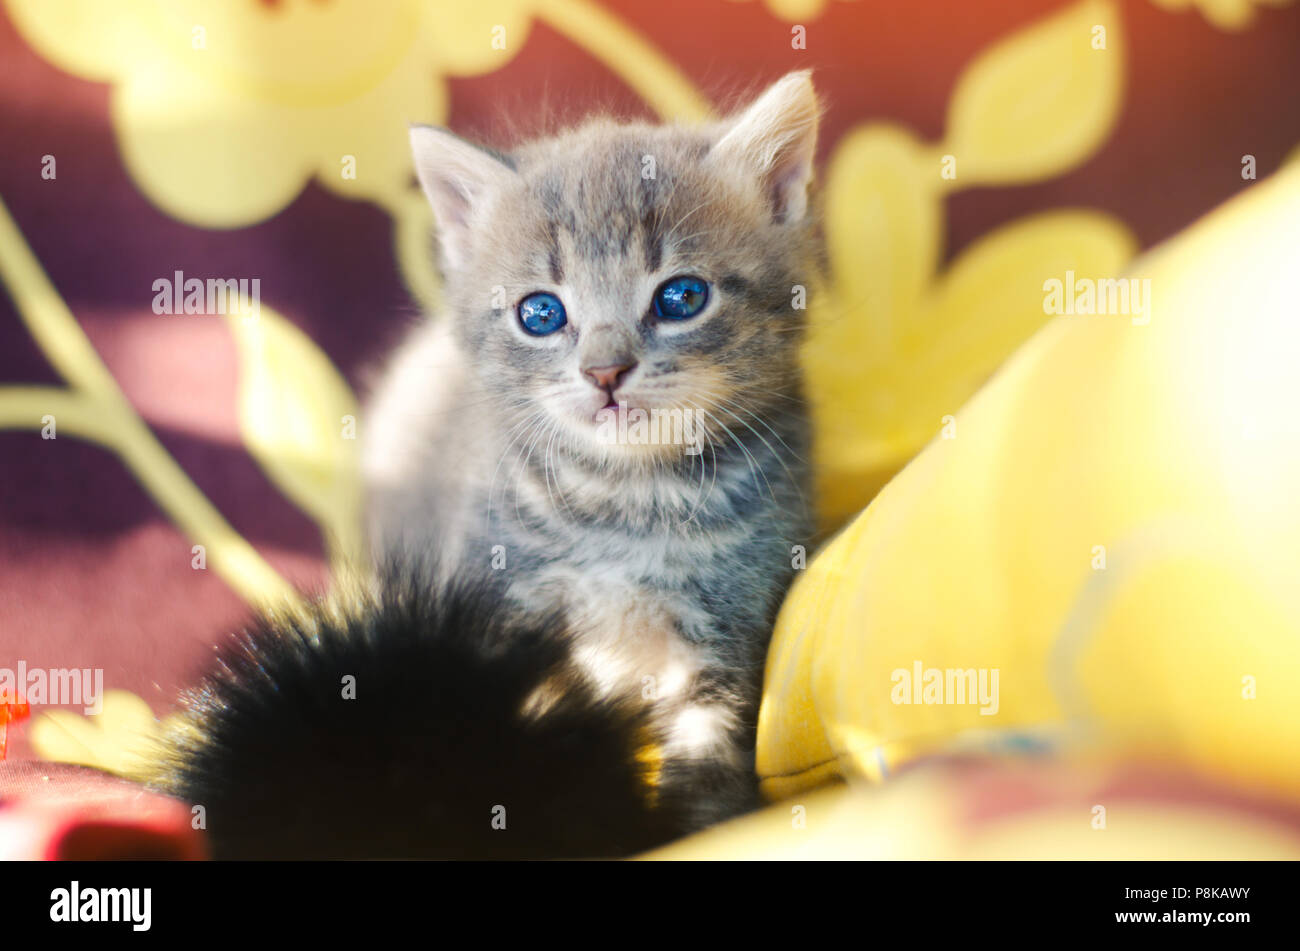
<box><xmin>433</xmin><ymin>175</ymin><xmax>475</xmax><ymax>231</ymax></box>
<box><xmin>419</xmin><ymin>166</ymin><xmax>488</xmax><ymax>270</ymax></box>
<box><xmin>768</xmin><ymin>150</ymin><xmax>813</xmax><ymax>224</ymax></box>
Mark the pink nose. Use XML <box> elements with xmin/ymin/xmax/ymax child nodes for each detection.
<box><xmin>583</xmin><ymin>362</ymin><xmax>636</xmax><ymax>392</ymax></box>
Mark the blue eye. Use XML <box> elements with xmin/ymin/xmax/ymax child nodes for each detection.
<box><xmin>518</xmin><ymin>292</ymin><xmax>567</xmax><ymax>336</ymax></box>
<box><xmin>652</xmin><ymin>276</ymin><xmax>709</xmax><ymax>320</ymax></box>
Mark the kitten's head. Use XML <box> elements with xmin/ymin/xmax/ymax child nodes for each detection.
<box><xmin>410</xmin><ymin>71</ymin><xmax>820</xmax><ymax>463</ymax></box>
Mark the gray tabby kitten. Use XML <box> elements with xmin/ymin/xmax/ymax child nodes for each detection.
<box><xmin>152</xmin><ymin>72</ymin><xmax>820</xmax><ymax>858</ymax></box>
<box><xmin>365</xmin><ymin>71</ymin><xmax>819</xmax><ymax>803</ymax></box>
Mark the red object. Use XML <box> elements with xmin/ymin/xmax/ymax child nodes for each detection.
<box><xmin>0</xmin><ymin>694</ymin><xmax>31</xmax><ymax>761</ymax></box>
<box><xmin>0</xmin><ymin>761</ymin><xmax>206</xmax><ymax>860</ymax></box>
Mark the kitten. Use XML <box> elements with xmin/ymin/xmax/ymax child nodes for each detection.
<box><xmin>149</xmin><ymin>71</ymin><xmax>821</xmax><ymax>859</ymax></box>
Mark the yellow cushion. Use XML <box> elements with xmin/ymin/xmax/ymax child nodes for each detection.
<box><xmin>649</xmin><ymin>759</ymin><xmax>1300</xmax><ymax>860</ymax></box>
<box><xmin>758</xmin><ymin>164</ymin><xmax>1300</xmax><ymax>803</ymax></box>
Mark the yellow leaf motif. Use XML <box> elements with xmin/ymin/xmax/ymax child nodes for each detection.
<box><xmin>808</xmin><ymin>213</ymin><xmax>1136</xmax><ymax>528</ymax></box>
<box><xmin>902</xmin><ymin>211</ymin><xmax>1137</xmax><ymax>432</ymax></box>
<box><xmin>820</xmin><ymin>124</ymin><xmax>942</xmax><ymax>358</ymax></box>
<box><xmin>944</xmin><ymin>0</ymin><xmax>1124</xmax><ymax>186</ymax></box>
<box><xmin>1148</xmin><ymin>0</ymin><xmax>1294</xmax><ymax>31</ymax></box>
<box><xmin>226</xmin><ymin>308</ymin><xmax>364</xmax><ymax>570</ymax></box>
<box><xmin>1</xmin><ymin>0</ymin><xmax>533</xmax><ymax>226</ymax></box>
<box><xmin>29</xmin><ymin>691</ymin><xmax>168</xmax><ymax>777</ymax></box>
<box><xmin>0</xmin><ymin>196</ymin><xmax>300</xmax><ymax>610</ymax></box>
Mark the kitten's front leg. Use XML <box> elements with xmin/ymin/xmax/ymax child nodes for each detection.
<box><xmin>659</xmin><ymin>660</ymin><xmax>767</xmax><ymax>824</ymax></box>
<box><xmin>573</xmin><ymin>604</ymin><xmax>762</xmax><ymax>824</ymax></box>
<box><xmin>514</xmin><ymin>572</ymin><xmax>763</xmax><ymax>823</ymax></box>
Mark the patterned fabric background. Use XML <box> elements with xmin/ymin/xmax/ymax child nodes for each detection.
<box><xmin>0</xmin><ymin>0</ymin><xmax>1297</xmax><ymax>769</ymax></box>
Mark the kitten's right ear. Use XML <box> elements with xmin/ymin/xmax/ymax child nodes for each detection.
<box><xmin>409</xmin><ymin>125</ymin><xmax>516</xmax><ymax>270</ymax></box>
<box><xmin>710</xmin><ymin>71</ymin><xmax>820</xmax><ymax>225</ymax></box>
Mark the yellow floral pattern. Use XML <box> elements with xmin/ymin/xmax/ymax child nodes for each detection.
<box><xmin>805</xmin><ymin>0</ymin><xmax>1136</xmax><ymax>527</ymax></box>
<box><xmin>2</xmin><ymin>0</ymin><xmax>710</xmax><ymax>312</ymax></box>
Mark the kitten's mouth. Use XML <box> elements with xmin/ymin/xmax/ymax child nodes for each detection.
<box><xmin>591</xmin><ymin>396</ymin><xmax>623</xmax><ymax>420</ymax></box>
<box><xmin>589</xmin><ymin>397</ymin><xmax>639</xmax><ymax>428</ymax></box>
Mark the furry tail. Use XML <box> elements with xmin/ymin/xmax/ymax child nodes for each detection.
<box><xmin>147</xmin><ymin>572</ymin><xmax>721</xmax><ymax>859</ymax></box>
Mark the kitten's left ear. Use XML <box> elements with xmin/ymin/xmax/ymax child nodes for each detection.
<box><xmin>710</xmin><ymin>71</ymin><xmax>821</xmax><ymax>224</ymax></box>
<box><xmin>410</xmin><ymin>124</ymin><xmax>517</xmax><ymax>271</ymax></box>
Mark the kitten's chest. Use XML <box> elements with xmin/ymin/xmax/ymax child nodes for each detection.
<box><xmin>468</xmin><ymin>424</ymin><xmax>804</xmax><ymax>658</ymax></box>
<box><xmin>509</xmin><ymin>551</ymin><xmax>717</xmax><ymax>698</ymax></box>
<box><xmin>488</xmin><ymin>465</ymin><xmax>746</xmax><ymax>592</ymax></box>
